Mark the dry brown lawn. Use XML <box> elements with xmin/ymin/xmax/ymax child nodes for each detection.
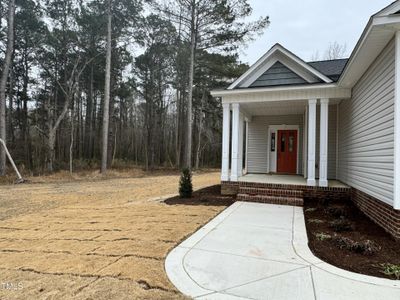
<box><xmin>0</xmin><ymin>170</ymin><xmax>225</xmax><ymax>299</ymax></box>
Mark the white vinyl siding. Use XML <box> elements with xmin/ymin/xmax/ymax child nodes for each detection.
<box><xmin>247</xmin><ymin>115</ymin><xmax>304</xmax><ymax>174</ymax></box>
<box><xmin>338</xmin><ymin>39</ymin><xmax>395</xmax><ymax>205</ymax></box>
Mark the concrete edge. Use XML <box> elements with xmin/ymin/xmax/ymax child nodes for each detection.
<box><xmin>165</xmin><ymin>202</ymin><xmax>244</xmax><ymax>298</ymax></box>
<box><xmin>292</xmin><ymin>208</ymin><xmax>400</xmax><ymax>288</ymax></box>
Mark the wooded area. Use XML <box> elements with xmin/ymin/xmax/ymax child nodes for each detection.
<box><xmin>0</xmin><ymin>0</ymin><xmax>268</xmax><ymax>175</ymax></box>
<box><xmin>0</xmin><ymin>0</ymin><xmax>269</xmax><ymax>174</ymax></box>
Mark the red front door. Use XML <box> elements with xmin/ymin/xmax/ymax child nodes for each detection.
<box><xmin>277</xmin><ymin>130</ymin><xmax>298</xmax><ymax>174</ymax></box>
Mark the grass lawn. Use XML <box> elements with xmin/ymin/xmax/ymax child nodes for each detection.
<box><xmin>0</xmin><ymin>170</ymin><xmax>230</xmax><ymax>299</ymax></box>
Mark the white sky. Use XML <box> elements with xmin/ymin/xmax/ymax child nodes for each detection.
<box><xmin>240</xmin><ymin>0</ymin><xmax>395</xmax><ymax>64</ymax></box>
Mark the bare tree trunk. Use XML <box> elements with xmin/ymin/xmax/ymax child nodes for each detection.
<box><xmin>195</xmin><ymin>91</ymin><xmax>206</xmax><ymax>170</ymax></box>
<box><xmin>47</xmin><ymin>130</ymin><xmax>56</xmax><ymax>172</ymax></box>
<box><xmin>8</xmin><ymin>67</ymin><xmax>14</xmax><ymax>143</ymax></box>
<box><xmin>101</xmin><ymin>0</ymin><xmax>112</xmax><ymax>174</ymax></box>
<box><xmin>175</xmin><ymin>89</ymin><xmax>180</xmax><ymax>167</ymax></box>
<box><xmin>111</xmin><ymin>124</ymin><xmax>117</xmax><ymax>167</ymax></box>
<box><xmin>0</xmin><ymin>0</ymin><xmax>15</xmax><ymax>176</ymax></box>
<box><xmin>70</xmin><ymin>108</ymin><xmax>74</xmax><ymax>174</ymax></box>
<box><xmin>184</xmin><ymin>1</ymin><xmax>196</xmax><ymax>170</ymax></box>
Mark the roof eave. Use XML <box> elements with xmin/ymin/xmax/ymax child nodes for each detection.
<box><xmin>339</xmin><ymin>9</ymin><xmax>400</xmax><ymax>88</ymax></box>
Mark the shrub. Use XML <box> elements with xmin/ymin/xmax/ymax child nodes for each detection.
<box><xmin>305</xmin><ymin>208</ymin><xmax>317</xmax><ymax>213</ymax></box>
<box><xmin>380</xmin><ymin>264</ymin><xmax>400</xmax><ymax>280</ymax></box>
<box><xmin>308</xmin><ymin>218</ymin><xmax>324</xmax><ymax>224</ymax></box>
<box><xmin>315</xmin><ymin>233</ymin><xmax>331</xmax><ymax>241</ymax></box>
<box><xmin>325</xmin><ymin>206</ymin><xmax>348</xmax><ymax>218</ymax></box>
<box><xmin>329</xmin><ymin>217</ymin><xmax>353</xmax><ymax>232</ymax></box>
<box><xmin>179</xmin><ymin>168</ymin><xmax>193</xmax><ymax>198</ymax></box>
<box><xmin>333</xmin><ymin>236</ymin><xmax>381</xmax><ymax>255</ymax></box>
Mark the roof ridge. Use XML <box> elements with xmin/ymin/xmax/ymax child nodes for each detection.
<box><xmin>308</xmin><ymin>58</ymin><xmax>349</xmax><ymax>63</ymax></box>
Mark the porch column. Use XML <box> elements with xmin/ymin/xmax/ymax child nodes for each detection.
<box><xmin>319</xmin><ymin>99</ymin><xmax>329</xmax><ymax>187</ymax></box>
<box><xmin>238</xmin><ymin>113</ymin><xmax>244</xmax><ymax>177</ymax></box>
<box><xmin>307</xmin><ymin>99</ymin><xmax>317</xmax><ymax>186</ymax></box>
<box><xmin>221</xmin><ymin>103</ymin><xmax>231</xmax><ymax>181</ymax></box>
<box><xmin>231</xmin><ymin>103</ymin><xmax>240</xmax><ymax>181</ymax></box>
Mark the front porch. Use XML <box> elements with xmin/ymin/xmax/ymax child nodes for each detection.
<box><xmin>221</xmin><ymin>97</ymin><xmax>344</xmax><ymax>188</ymax></box>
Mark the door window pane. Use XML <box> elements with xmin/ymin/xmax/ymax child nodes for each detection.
<box><xmin>281</xmin><ymin>135</ymin><xmax>285</xmax><ymax>152</ymax></box>
<box><xmin>289</xmin><ymin>135</ymin><xmax>294</xmax><ymax>152</ymax></box>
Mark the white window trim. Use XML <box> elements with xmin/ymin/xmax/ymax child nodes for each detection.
<box><xmin>267</xmin><ymin>125</ymin><xmax>300</xmax><ymax>175</ymax></box>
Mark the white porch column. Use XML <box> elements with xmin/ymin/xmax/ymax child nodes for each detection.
<box><xmin>238</xmin><ymin>113</ymin><xmax>244</xmax><ymax>177</ymax></box>
<box><xmin>231</xmin><ymin>103</ymin><xmax>240</xmax><ymax>181</ymax></box>
<box><xmin>244</xmin><ymin>120</ymin><xmax>249</xmax><ymax>174</ymax></box>
<box><xmin>319</xmin><ymin>99</ymin><xmax>329</xmax><ymax>187</ymax></box>
<box><xmin>307</xmin><ymin>99</ymin><xmax>317</xmax><ymax>186</ymax></box>
<box><xmin>221</xmin><ymin>103</ymin><xmax>231</xmax><ymax>181</ymax></box>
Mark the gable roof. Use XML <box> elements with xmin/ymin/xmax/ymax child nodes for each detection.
<box><xmin>228</xmin><ymin>44</ymin><xmax>333</xmax><ymax>90</ymax></box>
<box><xmin>250</xmin><ymin>61</ymin><xmax>309</xmax><ymax>88</ymax></box>
<box><xmin>307</xmin><ymin>59</ymin><xmax>349</xmax><ymax>82</ymax></box>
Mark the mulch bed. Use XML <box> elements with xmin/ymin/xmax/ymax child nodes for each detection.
<box><xmin>164</xmin><ymin>185</ymin><xmax>235</xmax><ymax>207</ymax></box>
<box><xmin>304</xmin><ymin>198</ymin><xmax>400</xmax><ymax>280</ymax></box>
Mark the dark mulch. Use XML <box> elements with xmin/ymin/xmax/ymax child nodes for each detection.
<box><xmin>164</xmin><ymin>185</ymin><xmax>236</xmax><ymax>207</ymax></box>
<box><xmin>304</xmin><ymin>198</ymin><xmax>400</xmax><ymax>280</ymax></box>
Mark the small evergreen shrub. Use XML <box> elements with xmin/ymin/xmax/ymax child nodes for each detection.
<box><xmin>329</xmin><ymin>217</ymin><xmax>353</xmax><ymax>232</ymax></box>
<box><xmin>333</xmin><ymin>236</ymin><xmax>381</xmax><ymax>255</ymax></box>
<box><xmin>325</xmin><ymin>206</ymin><xmax>348</xmax><ymax>218</ymax></box>
<box><xmin>308</xmin><ymin>218</ymin><xmax>324</xmax><ymax>224</ymax></box>
<box><xmin>380</xmin><ymin>264</ymin><xmax>400</xmax><ymax>280</ymax></box>
<box><xmin>315</xmin><ymin>233</ymin><xmax>332</xmax><ymax>241</ymax></box>
<box><xmin>179</xmin><ymin>168</ymin><xmax>193</xmax><ymax>198</ymax></box>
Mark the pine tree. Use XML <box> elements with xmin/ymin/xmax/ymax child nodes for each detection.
<box><xmin>179</xmin><ymin>168</ymin><xmax>193</xmax><ymax>198</ymax></box>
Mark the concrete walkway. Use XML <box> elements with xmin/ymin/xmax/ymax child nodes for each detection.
<box><xmin>166</xmin><ymin>202</ymin><xmax>400</xmax><ymax>300</ymax></box>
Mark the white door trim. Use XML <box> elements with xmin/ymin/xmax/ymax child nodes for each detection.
<box><xmin>268</xmin><ymin>125</ymin><xmax>300</xmax><ymax>174</ymax></box>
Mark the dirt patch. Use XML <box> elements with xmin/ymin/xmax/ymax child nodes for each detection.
<box><xmin>0</xmin><ymin>171</ymin><xmax>226</xmax><ymax>299</ymax></box>
<box><xmin>165</xmin><ymin>185</ymin><xmax>235</xmax><ymax>207</ymax></box>
<box><xmin>305</xmin><ymin>198</ymin><xmax>400</xmax><ymax>280</ymax></box>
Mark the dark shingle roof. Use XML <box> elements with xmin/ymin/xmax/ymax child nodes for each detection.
<box><xmin>307</xmin><ymin>58</ymin><xmax>349</xmax><ymax>82</ymax></box>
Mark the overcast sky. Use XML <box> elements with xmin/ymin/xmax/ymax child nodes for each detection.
<box><xmin>240</xmin><ymin>0</ymin><xmax>395</xmax><ymax>64</ymax></box>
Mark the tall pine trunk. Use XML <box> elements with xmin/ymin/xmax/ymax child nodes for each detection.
<box><xmin>195</xmin><ymin>90</ymin><xmax>206</xmax><ymax>169</ymax></box>
<box><xmin>184</xmin><ymin>1</ymin><xmax>196</xmax><ymax>170</ymax></box>
<box><xmin>0</xmin><ymin>0</ymin><xmax>15</xmax><ymax>176</ymax></box>
<box><xmin>101</xmin><ymin>0</ymin><xmax>112</xmax><ymax>174</ymax></box>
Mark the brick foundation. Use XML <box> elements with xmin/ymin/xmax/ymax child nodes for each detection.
<box><xmin>351</xmin><ymin>188</ymin><xmax>400</xmax><ymax>240</ymax></box>
<box><xmin>222</xmin><ymin>181</ymin><xmax>351</xmax><ymax>202</ymax></box>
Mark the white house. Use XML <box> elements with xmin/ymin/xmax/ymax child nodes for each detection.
<box><xmin>211</xmin><ymin>1</ymin><xmax>400</xmax><ymax>239</ymax></box>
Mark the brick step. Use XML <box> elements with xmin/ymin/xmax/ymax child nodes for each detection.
<box><xmin>237</xmin><ymin>194</ymin><xmax>304</xmax><ymax>207</ymax></box>
<box><xmin>239</xmin><ymin>187</ymin><xmax>303</xmax><ymax>198</ymax></box>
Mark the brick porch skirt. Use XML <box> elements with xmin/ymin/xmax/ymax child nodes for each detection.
<box><xmin>221</xmin><ymin>181</ymin><xmax>351</xmax><ymax>202</ymax></box>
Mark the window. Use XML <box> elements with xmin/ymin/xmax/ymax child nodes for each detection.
<box><xmin>281</xmin><ymin>135</ymin><xmax>286</xmax><ymax>152</ymax></box>
<box><xmin>271</xmin><ymin>133</ymin><xmax>275</xmax><ymax>152</ymax></box>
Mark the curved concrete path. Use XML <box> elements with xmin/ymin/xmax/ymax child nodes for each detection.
<box><xmin>166</xmin><ymin>202</ymin><xmax>400</xmax><ymax>300</ymax></box>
